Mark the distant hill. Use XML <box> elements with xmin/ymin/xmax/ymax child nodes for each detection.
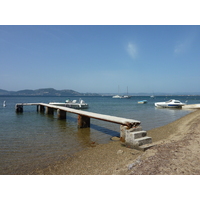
<box><xmin>0</xmin><ymin>88</ymin><xmax>100</xmax><ymax>96</ymax></box>
<box><xmin>1</xmin><ymin>88</ymin><xmax>200</xmax><ymax>96</ymax></box>
<box><xmin>0</xmin><ymin>89</ymin><xmax>10</xmax><ymax>95</ymax></box>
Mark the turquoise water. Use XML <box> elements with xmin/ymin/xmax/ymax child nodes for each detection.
<box><xmin>0</xmin><ymin>95</ymin><xmax>199</xmax><ymax>174</ymax></box>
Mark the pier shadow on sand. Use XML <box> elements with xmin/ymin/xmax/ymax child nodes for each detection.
<box><xmin>66</xmin><ymin>115</ymin><xmax>120</xmax><ymax>137</ymax></box>
<box><xmin>90</xmin><ymin>124</ymin><xmax>120</xmax><ymax>137</ymax></box>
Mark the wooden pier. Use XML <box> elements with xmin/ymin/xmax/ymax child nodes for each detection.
<box><xmin>15</xmin><ymin>103</ymin><xmax>141</xmax><ymax>128</ymax></box>
<box><xmin>15</xmin><ymin>103</ymin><xmax>152</xmax><ymax>149</ymax></box>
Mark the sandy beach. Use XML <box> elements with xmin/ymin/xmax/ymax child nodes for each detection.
<box><xmin>32</xmin><ymin>109</ymin><xmax>200</xmax><ymax>175</ymax></box>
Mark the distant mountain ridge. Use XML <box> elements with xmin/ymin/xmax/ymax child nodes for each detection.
<box><xmin>1</xmin><ymin>88</ymin><xmax>200</xmax><ymax>96</ymax></box>
<box><xmin>0</xmin><ymin>88</ymin><xmax>100</xmax><ymax>96</ymax></box>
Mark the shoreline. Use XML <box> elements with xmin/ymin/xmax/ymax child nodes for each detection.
<box><xmin>32</xmin><ymin>109</ymin><xmax>200</xmax><ymax>175</ymax></box>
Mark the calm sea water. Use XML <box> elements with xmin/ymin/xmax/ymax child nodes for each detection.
<box><xmin>0</xmin><ymin>95</ymin><xmax>199</xmax><ymax>174</ymax></box>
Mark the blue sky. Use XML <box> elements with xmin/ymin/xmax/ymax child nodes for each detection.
<box><xmin>1</xmin><ymin>25</ymin><xmax>200</xmax><ymax>94</ymax></box>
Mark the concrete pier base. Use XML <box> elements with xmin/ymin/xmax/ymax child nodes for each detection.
<box><xmin>57</xmin><ymin>109</ymin><xmax>66</xmax><ymax>119</ymax></box>
<box><xmin>37</xmin><ymin>105</ymin><xmax>45</xmax><ymax>112</ymax></box>
<box><xmin>120</xmin><ymin>125</ymin><xmax>152</xmax><ymax>149</ymax></box>
<box><xmin>45</xmin><ymin>107</ymin><xmax>54</xmax><ymax>115</ymax></box>
<box><xmin>78</xmin><ymin>115</ymin><xmax>90</xmax><ymax>128</ymax></box>
<box><xmin>15</xmin><ymin>105</ymin><xmax>23</xmax><ymax>113</ymax></box>
<box><xmin>120</xmin><ymin>125</ymin><xmax>142</xmax><ymax>142</ymax></box>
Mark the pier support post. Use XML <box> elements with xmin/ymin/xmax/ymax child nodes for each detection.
<box><xmin>57</xmin><ymin>109</ymin><xmax>66</xmax><ymax>119</ymax></box>
<box><xmin>45</xmin><ymin>107</ymin><xmax>54</xmax><ymax>115</ymax></box>
<box><xmin>15</xmin><ymin>105</ymin><xmax>23</xmax><ymax>113</ymax></box>
<box><xmin>37</xmin><ymin>105</ymin><xmax>45</xmax><ymax>112</ymax></box>
<box><xmin>120</xmin><ymin>125</ymin><xmax>129</xmax><ymax>142</ymax></box>
<box><xmin>78</xmin><ymin>114</ymin><xmax>90</xmax><ymax>128</ymax></box>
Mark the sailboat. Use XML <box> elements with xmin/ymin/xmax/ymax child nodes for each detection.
<box><xmin>112</xmin><ymin>94</ymin><xmax>122</xmax><ymax>98</ymax></box>
<box><xmin>112</xmin><ymin>86</ymin><xmax>131</xmax><ymax>99</ymax></box>
<box><xmin>112</xmin><ymin>86</ymin><xmax>122</xmax><ymax>98</ymax></box>
<box><xmin>3</xmin><ymin>101</ymin><xmax>6</xmax><ymax>107</ymax></box>
<box><xmin>150</xmin><ymin>92</ymin><xmax>155</xmax><ymax>98</ymax></box>
<box><xmin>121</xmin><ymin>87</ymin><xmax>131</xmax><ymax>98</ymax></box>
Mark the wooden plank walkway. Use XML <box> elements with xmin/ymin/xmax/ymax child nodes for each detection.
<box><xmin>15</xmin><ymin>103</ymin><xmax>141</xmax><ymax>128</ymax></box>
<box><xmin>16</xmin><ymin>103</ymin><xmax>40</xmax><ymax>106</ymax></box>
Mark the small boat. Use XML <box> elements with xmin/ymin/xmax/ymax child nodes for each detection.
<box><xmin>113</xmin><ymin>86</ymin><xmax>131</xmax><ymax>98</ymax></box>
<box><xmin>121</xmin><ymin>87</ymin><xmax>131</xmax><ymax>98</ymax></box>
<box><xmin>121</xmin><ymin>95</ymin><xmax>131</xmax><ymax>99</ymax></box>
<box><xmin>112</xmin><ymin>95</ymin><xmax>131</xmax><ymax>99</ymax></box>
<box><xmin>112</xmin><ymin>95</ymin><xmax>122</xmax><ymax>98</ymax></box>
<box><xmin>138</xmin><ymin>100</ymin><xmax>147</xmax><ymax>104</ymax></box>
<box><xmin>3</xmin><ymin>101</ymin><xmax>6</xmax><ymax>107</ymax></box>
<box><xmin>49</xmin><ymin>99</ymin><xmax>88</xmax><ymax>109</ymax></box>
<box><xmin>155</xmin><ymin>99</ymin><xmax>186</xmax><ymax>108</ymax></box>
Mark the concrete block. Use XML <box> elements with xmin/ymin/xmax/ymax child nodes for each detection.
<box><xmin>139</xmin><ymin>144</ymin><xmax>155</xmax><ymax>151</ymax></box>
<box><xmin>120</xmin><ymin>125</ymin><xmax>128</xmax><ymax>142</ymax></box>
<box><xmin>131</xmin><ymin>131</ymin><xmax>147</xmax><ymax>139</ymax></box>
<box><xmin>57</xmin><ymin>109</ymin><xmax>66</xmax><ymax>119</ymax></box>
<box><xmin>120</xmin><ymin>125</ymin><xmax>143</xmax><ymax>142</ymax></box>
<box><xmin>129</xmin><ymin>126</ymin><xmax>143</xmax><ymax>132</ymax></box>
<box><xmin>125</xmin><ymin>136</ymin><xmax>152</xmax><ymax>149</ymax></box>
<box><xmin>45</xmin><ymin>106</ymin><xmax>54</xmax><ymax>115</ymax></box>
<box><xmin>135</xmin><ymin>137</ymin><xmax>152</xmax><ymax>146</ymax></box>
<box><xmin>15</xmin><ymin>105</ymin><xmax>23</xmax><ymax>113</ymax></box>
<box><xmin>77</xmin><ymin>114</ymin><xmax>90</xmax><ymax>128</ymax></box>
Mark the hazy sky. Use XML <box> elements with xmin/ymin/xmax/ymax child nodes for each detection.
<box><xmin>1</xmin><ymin>25</ymin><xmax>200</xmax><ymax>94</ymax></box>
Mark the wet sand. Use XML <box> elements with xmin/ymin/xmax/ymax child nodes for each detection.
<box><xmin>32</xmin><ymin>109</ymin><xmax>200</xmax><ymax>175</ymax></box>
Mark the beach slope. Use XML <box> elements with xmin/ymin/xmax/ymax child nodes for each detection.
<box><xmin>33</xmin><ymin>109</ymin><xmax>200</xmax><ymax>175</ymax></box>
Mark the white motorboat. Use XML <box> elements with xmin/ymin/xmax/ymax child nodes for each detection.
<box><xmin>49</xmin><ymin>99</ymin><xmax>88</xmax><ymax>109</ymax></box>
<box><xmin>155</xmin><ymin>99</ymin><xmax>186</xmax><ymax>108</ymax></box>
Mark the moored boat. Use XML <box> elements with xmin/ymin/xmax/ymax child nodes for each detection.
<box><xmin>3</xmin><ymin>101</ymin><xmax>6</xmax><ymax>107</ymax></box>
<box><xmin>49</xmin><ymin>99</ymin><xmax>88</xmax><ymax>109</ymax></box>
<box><xmin>122</xmin><ymin>87</ymin><xmax>131</xmax><ymax>98</ymax></box>
<box><xmin>112</xmin><ymin>95</ymin><xmax>131</xmax><ymax>99</ymax></box>
<box><xmin>112</xmin><ymin>95</ymin><xmax>122</xmax><ymax>98</ymax></box>
<box><xmin>138</xmin><ymin>100</ymin><xmax>147</xmax><ymax>104</ymax></box>
<box><xmin>112</xmin><ymin>86</ymin><xmax>131</xmax><ymax>98</ymax></box>
<box><xmin>121</xmin><ymin>95</ymin><xmax>131</xmax><ymax>99</ymax></box>
<box><xmin>155</xmin><ymin>99</ymin><xmax>186</xmax><ymax>108</ymax></box>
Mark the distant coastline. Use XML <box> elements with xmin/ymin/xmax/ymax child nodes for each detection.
<box><xmin>0</xmin><ymin>88</ymin><xmax>100</xmax><ymax>97</ymax></box>
<box><xmin>1</xmin><ymin>88</ymin><xmax>200</xmax><ymax>97</ymax></box>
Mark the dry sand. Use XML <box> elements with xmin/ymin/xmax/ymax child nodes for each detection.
<box><xmin>32</xmin><ymin>109</ymin><xmax>200</xmax><ymax>175</ymax></box>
